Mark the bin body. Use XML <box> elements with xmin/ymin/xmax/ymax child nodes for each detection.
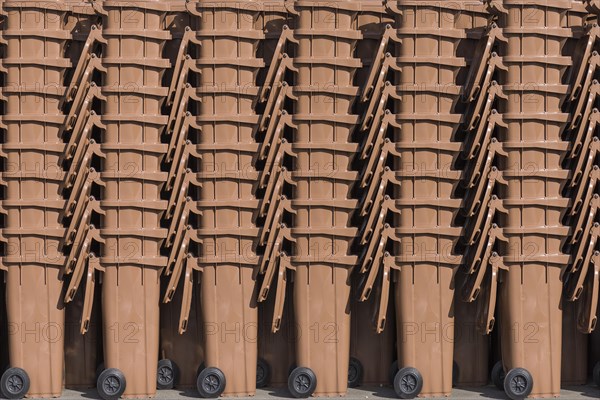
<box><xmin>99</xmin><ymin>2</ymin><xmax>169</xmax><ymax>397</ymax></box>
<box><xmin>392</xmin><ymin>2</ymin><xmax>488</xmax><ymax>396</ymax></box>
<box><xmin>193</xmin><ymin>0</ymin><xmax>262</xmax><ymax>395</ymax></box>
<box><xmin>2</xmin><ymin>1</ymin><xmax>70</xmax><ymax>396</ymax></box>
<box><xmin>292</xmin><ymin>1</ymin><xmax>360</xmax><ymax>395</ymax></box>
<box><xmin>498</xmin><ymin>3</ymin><xmax>571</xmax><ymax>396</ymax></box>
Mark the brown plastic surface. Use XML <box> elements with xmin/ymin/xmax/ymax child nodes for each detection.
<box><xmin>290</xmin><ymin>0</ymin><xmax>362</xmax><ymax>395</ymax></box>
<box><xmin>186</xmin><ymin>0</ymin><xmax>266</xmax><ymax>395</ymax></box>
<box><xmin>497</xmin><ymin>1</ymin><xmax>577</xmax><ymax>396</ymax></box>
<box><xmin>97</xmin><ymin>1</ymin><xmax>170</xmax><ymax>397</ymax></box>
<box><xmin>391</xmin><ymin>1</ymin><xmax>490</xmax><ymax>396</ymax></box>
<box><xmin>1</xmin><ymin>0</ymin><xmax>71</xmax><ymax>396</ymax></box>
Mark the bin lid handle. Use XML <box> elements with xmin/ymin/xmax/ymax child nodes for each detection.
<box><xmin>360</xmin><ymin>25</ymin><xmax>401</xmax><ymax>103</ymax></box>
<box><xmin>463</xmin><ymin>23</ymin><xmax>506</xmax><ymax>101</ymax></box>
<box><xmin>567</xmin><ymin>24</ymin><xmax>600</xmax><ymax>103</ymax></box>
<box><xmin>360</xmin><ymin>82</ymin><xmax>401</xmax><ymax>133</ymax></box>
<box><xmin>476</xmin><ymin>253</ymin><xmax>506</xmax><ymax>334</ymax></box>
<box><xmin>259</xmin><ymin>27</ymin><xmax>298</xmax><ymax>102</ymax></box>
<box><xmin>80</xmin><ymin>255</ymin><xmax>99</xmax><ymax>334</ymax></box>
<box><xmin>576</xmin><ymin>252</ymin><xmax>600</xmax><ymax>333</ymax></box>
<box><xmin>178</xmin><ymin>255</ymin><xmax>198</xmax><ymax>334</ymax></box>
<box><xmin>271</xmin><ymin>254</ymin><xmax>291</xmax><ymax>333</ymax></box>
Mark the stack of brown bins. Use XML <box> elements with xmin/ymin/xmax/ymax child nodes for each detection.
<box><xmin>564</xmin><ymin>3</ymin><xmax>600</xmax><ymax>390</ymax></box>
<box><xmin>0</xmin><ymin>1</ymin><xmax>70</xmax><ymax>397</ymax></box>
<box><xmin>5</xmin><ymin>1</ymin><xmax>600</xmax><ymax>400</ymax></box>
<box><xmin>495</xmin><ymin>0</ymin><xmax>578</xmax><ymax>398</ymax></box>
<box><xmin>258</xmin><ymin>0</ymin><xmax>363</xmax><ymax>396</ymax></box>
<box><xmin>79</xmin><ymin>1</ymin><xmax>172</xmax><ymax>398</ymax></box>
<box><xmin>163</xmin><ymin>0</ymin><xmax>266</xmax><ymax>397</ymax></box>
<box><xmin>0</xmin><ymin>0</ymin><xmax>103</xmax><ymax>397</ymax></box>
<box><xmin>353</xmin><ymin>0</ymin><xmax>497</xmax><ymax>397</ymax></box>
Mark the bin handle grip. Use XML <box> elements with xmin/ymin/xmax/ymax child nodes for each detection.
<box><xmin>464</xmin><ymin>81</ymin><xmax>506</xmax><ymax>133</ymax></box>
<box><xmin>167</xmin><ymin>140</ymin><xmax>195</xmax><ymax>191</ymax></box>
<box><xmin>66</xmin><ymin>26</ymin><xmax>107</xmax><ymax>103</ymax></box>
<box><xmin>259</xmin><ymin>27</ymin><xmax>298</xmax><ymax>102</ymax></box>
<box><xmin>259</xmin><ymin>111</ymin><xmax>296</xmax><ymax>163</ymax></box>
<box><xmin>571</xmin><ymin>81</ymin><xmax>600</xmax><ymax>134</ymax></box>
<box><xmin>167</xmin><ymin>28</ymin><xmax>202</xmax><ymax>106</ymax></box>
<box><xmin>360</xmin><ymin>195</ymin><xmax>400</xmax><ymax>246</ymax></box>
<box><xmin>572</xmin><ymin>194</ymin><xmax>600</xmax><ymax>246</ymax></box>
<box><xmin>360</xmin><ymin>138</ymin><xmax>401</xmax><ymax>190</ymax></box>
<box><xmin>464</xmin><ymin>138</ymin><xmax>508</xmax><ymax>191</ymax></box>
<box><xmin>360</xmin><ymin>25</ymin><xmax>401</xmax><ymax>103</ymax></box>
<box><xmin>571</xmin><ymin>165</ymin><xmax>600</xmax><ymax>220</ymax></box>
<box><xmin>477</xmin><ymin>253</ymin><xmax>506</xmax><ymax>334</ymax></box>
<box><xmin>165</xmin><ymin>228</ymin><xmax>194</xmax><ymax>296</ymax></box>
<box><xmin>360</xmin><ymin>108</ymin><xmax>396</xmax><ymax>161</ymax></box>
<box><xmin>463</xmin><ymin>110</ymin><xmax>506</xmax><ymax>162</ymax></box>
<box><xmin>65</xmin><ymin>196</ymin><xmax>104</xmax><ymax>247</ymax></box>
<box><xmin>568</xmin><ymin>24</ymin><xmax>600</xmax><ymax>103</ymax></box>
<box><xmin>576</xmin><ymin>252</ymin><xmax>600</xmax><ymax>333</ymax></box>
<box><xmin>568</xmin><ymin>225</ymin><xmax>599</xmax><ymax>300</ymax></box>
<box><xmin>259</xmin><ymin>225</ymin><xmax>293</xmax><ymax>277</ymax></box>
<box><xmin>360</xmin><ymin>81</ymin><xmax>400</xmax><ymax>133</ymax></box>
<box><xmin>463</xmin><ymin>24</ymin><xmax>507</xmax><ymax>101</ymax></box>
<box><xmin>63</xmin><ymin>168</ymin><xmax>104</xmax><ymax>225</ymax></box>
<box><xmin>261</xmin><ymin>196</ymin><xmax>295</xmax><ymax>246</ymax></box>
<box><xmin>571</xmin><ymin>137</ymin><xmax>600</xmax><ymax>192</ymax></box>
<box><xmin>360</xmin><ymin>167</ymin><xmax>401</xmax><ymax>217</ymax></box>
<box><xmin>464</xmin><ymin>195</ymin><xmax>507</xmax><ymax>246</ymax></box>
<box><xmin>360</xmin><ymin>225</ymin><xmax>400</xmax><ymax>275</ymax></box>
<box><xmin>463</xmin><ymin>165</ymin><xmax>507</xmax><ymax>220</ymax></box>
<box><xmin>64</xmin><ymin>226</ymin><xmax>101</xmax><ymax>299</ymax></box>
<box><xmin>79</xmin><ymin>255</ymin><xmax>98</xmax><ymax>334</ymax></box>
<box><xmin>271</xmin><ymin>254</ymin><xmax>291</xmax><ymax>333</ymax></box>
<box><xmin>373</xmin><ymin>255</ymin><xmax>394</xmax><ymax>333</ymax></box>
<box><xmin>258</xmin><ymin>82</ymin><xmax>296</xmax><ymax>135</ymax></box>
<box><xmin>179</xmin><ymin>255</ymin><xmax>201</xmax><ymax>334</ymax></box>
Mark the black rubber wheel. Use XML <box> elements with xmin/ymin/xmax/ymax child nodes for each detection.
<box><xmin>594</xmin><ymin>361</ymin><xmax>600</xmax><ymax>388</ymax></box>
<box><xmin>196</xmin><ymin>367</ymin><xmax>226</xmax><ymax>398</ymax></box>
<box><xmin>348</xmin><ymin>357</ymin><xmax>363</xmax><ymax>388</ymax></box>
<box><xmin>256</xmin><ymin>358</ymin><xmax>270</xmax><ymax>389</ymax></box>
<box><xmin>503</xmin><ymin>368</ymin><xmax>533</xmax><ymax>400</ymax></box>
<box><xmin>393</xmin><ymin>367</ymin><xmax>423</xmax><ymax>399</ymax></box>
<box><xmin>97</xmin><ymin>368</ymin><xmax>126</xmax><ymax>400</ymax></box>
<box><xmin>491</xmin><ymin>361</ymin><xmax>505</xmax><ymax>390</ymax></box>
<box><xmin>0</xmin><ymin>368</ymin><xmax>30</xmax><ymax>399</ymax></box>
<box><xmin>157</xmin><ymin>359</ymin><xmax>178</xmax><ymax>390</ymax></box>
<box><xmin>452</xmin><ymin>361</ymin><xmax>459</xmax><ymax>387</ymax></box>
<box><xmin>288</xmin><ymin>367</ymin><xmax>317</xmax><ymax>398</ymax></box>
<box><xmin>389</xmin><ymin>360</ymin><xmax>399</xmax><ymax>385</ymax></box>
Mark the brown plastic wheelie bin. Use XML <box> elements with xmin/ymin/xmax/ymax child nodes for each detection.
<box><xmin>387</xmin><ymin>1</ymin><xmax>490</xmax><ymax>397</ymax></box>
<box><xmin>0</xmin><ymin>0</ymin><xmax>71</xmax><ymax>397</ymax></box>
<box><xmin>89</xmin><ymin>1</ymin><xmax>171</xmax><ymax>398</ymax></box>
<box><xmin>284</xmin><ymin>0</ymin><xmax>362</xmax><ymax>396</ymax></box>
<box><xmin>495</xmin><ymin>1</ymin><xmax>573</xmax><ymax>397</ymax></box>
<box><xmin>165</xmin><ymin>0</ymin><xmax>265</xmax><ymax>396</ymax></box>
